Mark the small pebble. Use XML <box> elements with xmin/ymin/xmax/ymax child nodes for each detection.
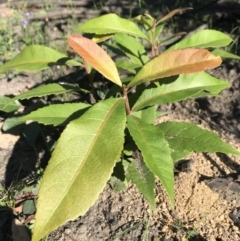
<box><xmin>218</xmin><ymin>214</ymin><xmax>225</xmax><ymax>221</ymax></box>
<box><xmin>233</xmin><ymin>226</ymin><xmax>239</xmax><ymax>232</ymax></box>
<box><xmin>162</xmin><ymin>225</ymin><xmax>168</xmax><ymax>232</ymax></box>
<box><xmin>64</xmin><ymin>228</ymin><xmax>71</xmax><ymax>234</ymax></box>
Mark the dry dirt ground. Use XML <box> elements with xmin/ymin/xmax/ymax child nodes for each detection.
<box><xmin>1</xmin><ymin>0</ymin><xmax>240</xmax><ymax>241</ymax></box>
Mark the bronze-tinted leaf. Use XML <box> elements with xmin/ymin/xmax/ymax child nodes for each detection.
<box><xmin>128</xmin><ymin>48</ymin><xmax>222</xmax><ymax>87</ymax></box>
<box><xmin>68</xmin><ymin>35</ymin><xmax>122</xmax><ymax>86</ymax></box>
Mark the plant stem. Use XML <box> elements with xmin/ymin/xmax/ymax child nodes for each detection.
<box><xmin>123</xmin><ymin>85</ymin><xmax>131</xmax><ymax>115</ymax></box>
<box><xmin>83</xmin><ymin>60</ymin><xmax>98</xmax><ymax>103</ymax></box>
<box><xmin>88</xmin><ymin>70</ymin><xmax>98</xmax><ymax>103</ymax></box>
<box><xmin>151</xmin><ymin>28</ymin><xmax>155</xmax><ymax>57</ymax></box>
<box><xmin>151</xmin><ymin>21</ymin><xmax>159</xmax><ymax>57</ymax></box>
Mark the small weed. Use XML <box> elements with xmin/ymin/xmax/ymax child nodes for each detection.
<box><xmin>172</xmin><ymin>219</ymin><xmax>198</xmax><ymax>241</ymax></box>
<box><xmin>0</xmin><ymin>183</ymin><xmax>14</xmax><ymax>208</ymax></box>
<box><xmin>0</xmin><ymin>165</ymin><xmax>43</xmax><ymax>239</ymax></box>
<box><xmin>92</xmin><ymin>0</ymin><xmax>105</xmax><ymax>10</ymax></box>
<box><xmin>108</xmin><ymin>220</ymin><xmax>147</xmax><ymax>241</ymax></box>
<box><xmin>227</xmin><ymin>24</ymin><xmax>240</xmax><ymax>54</ymax></box>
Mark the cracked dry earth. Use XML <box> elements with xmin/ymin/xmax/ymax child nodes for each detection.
<box><xmin>1</xmin><ymin>1</ymin><xmax>240</xmax><ymax>241</ymax></box>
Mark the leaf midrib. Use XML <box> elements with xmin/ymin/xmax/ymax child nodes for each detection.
<box><xmin>132</xmin><ymin>84</ymin><xmax>225</xmax><ymax>111</ymax></box>
<box><xmin>133</xmin><ymin>118</ymin><xmax>171</xmax><ymax>174</ymax></box>
<box><xmin>131</xmin><ymin>59</ymin><xmax>221</xmax><ymax>86</ymax></box>
<box><xmin>41</xmin><ymin>99</ymin><xmax>122</xmax><ymax>232</ymax></box>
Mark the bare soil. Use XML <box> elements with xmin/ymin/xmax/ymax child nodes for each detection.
<box><xmin>1</xmin><ymin>1</ymin><xmax>240</xmax><ymax>240</ymax></box>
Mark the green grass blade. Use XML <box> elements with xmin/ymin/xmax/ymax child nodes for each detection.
<box><xmin>108</xmin><ymin>221</ymin><xmax>145</xmax><ymax>241</ymax></box>
<box><xmin>127</xmin><ymin>116</ymin><xmax>174</xmax><ymax>206</ymax></box>
<box><xmin>32</xmin><ymin>98</ymin><xmax>126</xmax><ymax>241</ymax></box>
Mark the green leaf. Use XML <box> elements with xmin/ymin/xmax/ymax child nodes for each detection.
<box><xmin>75</xmin><ymin>13</ymin><xmax>148</xmax><ymax>40</ymax></box>
<box><xmin>132</xmin><ymin>14</ymin><xmax>154</xmax><ymax>40</ymax></box>
<box><xmin>23</xmin><ymin>122</ymin><xmax>41</xmax><ymax>146</ymax></box>
<box><xmin>154</xmin><ymin>24</ymin><xmax>164</xmax><ymax>42</ymax></box>
<box><xmin>23</xmin><ymin>200</ymin><xmax>36</xmax><ymax>215</ymax></box>
<box><xmin>128</xmin><ymin>156</ymin><xmax>156</xmax><ymax>211</ymax></box>
<box><xmin>212</xmin><ymin>49</ymin><xmax>240</xmax><ymax>60</ymax></box>
<box><xmin>2</xmin><ymin>84</ymin><xmax>78</xmax><ymax>111</ymax></box>
<box><xmin>128</xmin><ymin>48</ymin><xmax>222</xmax><ymax>87</ymax></box>
<box><xmin>171</xmin><ymin>149</ymin><xmax>191</xmax><ymax>163</ymax></box>
<box><xmin>2</xmin><ymin>117</ymin><xmax>25</xmax><ymax>132</ymax></box>
<box><xmin>91</xmin><ymin>33</ymin><xmax>114</xmax><ymax>43</ymax></box>
<box><xmin>15</xmin><ymin>84</ymin><xmax>78</xmax><ymax>100</ymax></box>
<box><xmin>127</xmin><ymin>116</ymin><xmax>174</xmax><ymax>206</ymax></box>
<box><xmin>133</xmin><ymin>14</ymin><xmax>153</xmax><ymax>28</ymax></box>
<box><xmin>32</xmin><ymin>98</ymin><xmax>126</xmax><ymax>241</ymax></box>
<box><xmin>0</xmin><ymin>96</ymin><xmax>21</xmax><ymax>113</ymax></box>
<box><xmin>105</xmin><ymin>85</ymin><xmax>122</xmax><ymax>99</ymax></box>
<box><xmin>109</xmin><ymin>175</ymin><xmax>128</xmax><ymax>191</ymax></box>
<box><xmin>2</xmin><ymin>103</ymin><xmax>90</xmax><ymax>131</ymax></box>
<box><xmin>168</xmin><ymin>30</ymin><xmax>233</xmax><ymax>50</ymax></box>
<box><xmin>132</xmin><ymin>105</ymin><xmax>157</xmax><ymax>124</ymax></box>
<box><xmin>132</xmin><ymin>72</ymin><xmax>230</xmax><ymax>111</ymax></box>
<box><xmin>21</xmin><ymin>103</ymin><xmax>90</xmax><ymax>126</ymax></box>
<box><xmin>158</xmin><ymin>121</ymin><xmax>240</xmax><ymax>156</ymax></box>
<box><xmin>114</xmin><ymin>33</ymin><xmax>149</xmax><ymax>65</ymax></box>
<box><xmin>0</xmin><ymin>45</ymin><xmax>80</xmax><ymax>73</ymax></box>
<box><xmin>115</xmin><ymin>60</ymin><xmax>140</xmax><ymax>74</ymax></box>
<box><xmin>109</xmin><ymin>159</ymin><xmax>130</xmax><ymax>191</ymax></box>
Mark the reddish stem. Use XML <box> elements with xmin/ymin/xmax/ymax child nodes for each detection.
<box><xmin>123</xmin><ymin>85</ymin><xmax>131</xmax><ymax>115</ymax></box>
